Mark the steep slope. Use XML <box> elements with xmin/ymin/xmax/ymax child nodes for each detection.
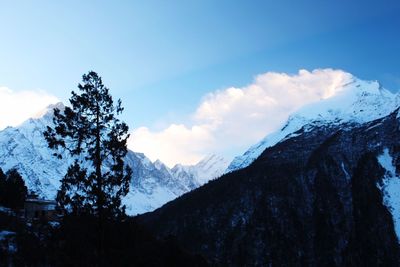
<box><xmin>192</xmin><ymin>154</ymin><xmax>230</xmax><ymax>185</ymax></box>
<box><xmin>0</xmin><ymin>103</ymin><xmax>66</xmax><ymax>196</ymax></box>
<box><xmin>139</xmin><ymin>110</ymin><xmax>400</xmax><ymax>264</ymax></box>
<box><xmin>227</xmin><ymin>78</ymin><xmax>400</xmax><ymax>172</ymax></box>
<box><xmin>171</xmin><ymin>154</ymin><xmax>230</xmax><ymax>186</ymax></box>
<box><xmin>0</xmin><ymin>103</ymin><xmax>202</xmax><ymax>215</ymax></box>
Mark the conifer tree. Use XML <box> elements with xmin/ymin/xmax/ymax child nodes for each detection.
<box><xmin>0</xmin><ymin>168</ymin><xmax>27</xmax><ymax>209</ymax></box>
<box><xmin>5</xmin><ymin>169</ymin><xmax>28</xmax><ymax>209</ymax></box>
<box><xmin>44</xmin><ymin>71</ymin><xmax>131</xmax><ymax>219</ymax></box>
<box><xmin>0</xmin><ymin>168</ymin><xmax>6</xmax><ymax>205</ymax></box>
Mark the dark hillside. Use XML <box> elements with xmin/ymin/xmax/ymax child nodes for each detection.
<box><xmin>139</xmin><ymin>111</ymin><xmax>400</xmax><ymax>266</ymax></box>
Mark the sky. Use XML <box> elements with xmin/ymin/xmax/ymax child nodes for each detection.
<box><xmin>0</xmin><ymin>0</ymin><xmax>399</xmax><ymax>166</ymax></box>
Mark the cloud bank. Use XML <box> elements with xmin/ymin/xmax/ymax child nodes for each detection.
<box><xmin>0</xmin><ymin>87</ymin><xmax>59</xmax><ymax>130</ymax></box>
<box><xmin>129</xmin><ymin>69</ymin><xmax>353</xmax><ymax>167</ymax></box>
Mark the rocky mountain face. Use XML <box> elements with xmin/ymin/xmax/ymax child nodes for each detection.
<box><xmin>0</xmin><ymin>103</ymin><xmax>227</xmax><ymax>215</ymax></box>
<box><xmin>139</xmin><ymin>81</ymin><xmax>400</xmax><ymax>266</ymax></box>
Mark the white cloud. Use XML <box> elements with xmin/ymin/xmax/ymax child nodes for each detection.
<box><xmin>128</xmin><ymin>69</ymin><xmax>353</xmax><ymax>167</ymax></box>
<box><xmin>131</xmin><ymin>124</ymin><xmax>215</xmax><ymax>166</ymax></box>
<box><xmin>0</xmin><ymin>87</ymin><xmax>59</xmax><ymax>130</ymax></box>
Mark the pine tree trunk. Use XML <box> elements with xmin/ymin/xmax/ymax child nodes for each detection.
<box><xmin>95</xmin><ymin>103</ymin><xmax>105</xmax><ymax>266</ymax></box>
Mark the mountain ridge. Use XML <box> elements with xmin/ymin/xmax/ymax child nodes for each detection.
<box><xmin>0</xmin><ymin>103</ymin><xmax>228</xmax><ymax>215</ymax></box>
<box><xmin>139</xmin><ymin>107</ymin><xmax>400</xmax><ymax>266</ymax></box>
<box><xmin>226</xmin><ymin>78</ymin><xmax>399</xmax><ymax>172</ymax></box>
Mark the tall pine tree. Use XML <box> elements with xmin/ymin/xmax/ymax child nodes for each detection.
<box><xmin>44</xmin><ymin>71</ymin><xmax>131</xmax><ymax>219</ymax></box>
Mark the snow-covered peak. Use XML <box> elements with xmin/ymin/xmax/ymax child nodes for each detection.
<box><xmin>291</xmin><ymin>78</ymin><xmax>396</xmax><ymax>124</ymax></box>
<box><xmin>153</xmin><ymin>159</ymin><xmax>164</xmax><ymax>169</ymax></box>
<box><xmin>194</xmin><ymin>154</ymin><xmax>230</xmax><ymax>185</ymax></box>
<box><xmin>32</xmin><ymin>102</ymin><xmax>65</xmax><ymax>120</ymax></box>
<box><xmin>0</xmin><ymin>107</ymin><xmax>206</xmax><ymax>215</ymax></box>
<box><xmin>153</xmin><ymin>159</ymin><xmax>172</xmax><ymax>176</ymax></box>
<box><xmin>171</xmin><ymin>163</ymin><xmax>188</xmax><ymax>173</ymax></box>
<box><xmin>170</xmin><ymin>154</ymin><xmax>230</xmax><ymax>186</ymax></box>
<box><xmin>227</xmin><ymin>78</ymin><xmax>399</xmax><ymax>173</ymax></box>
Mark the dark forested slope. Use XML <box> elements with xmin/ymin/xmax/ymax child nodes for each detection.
<box><xmin>139</xmin><ymin>110</ymin><xmax>400</xmax><ymax>266</ymax></box>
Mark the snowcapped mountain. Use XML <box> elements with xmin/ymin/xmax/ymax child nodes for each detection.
<box><xmin>226</xmin><ymin>78</ymin><xmax>400</xmax><ymax>172</ymax></box>
<box><xmin>171</xmin><ymin>154</ymin><xmax>230</xmax><ymax>186</ymax></box>
<box><xmin>0</xmin><ymin>103</ymin><xmax>66</xmax><ymax>196</ymax></box>
<box><xmin>140</xmin><ymin>84</ymin><xmax>400</xmax><ymax>266</ymax></box>
<box><xmin>0</xmin><ymin>103</ymin><xmax>226</xmax><ymax>215</ymax></box>
<box><xmin>121</xmin><ymin>153</ymin><xmax>229</xmax><ymax>214</ymax></box>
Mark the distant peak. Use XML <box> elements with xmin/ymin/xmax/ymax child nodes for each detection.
<box><xmin>50</xmin><ymin>102</ymin><xmax>65</xmax><ymax>110</ymax></box>
<box><xmin>171</xmin><ymin>163</ymin><xmax>186</xmax><ymax>172</ymax></box>
<box><xmin>198</xmin><ymin>154</ymin><xmax>216</xmax><ymax>162</ymax></box>
<box><xmin>32</xmin><ymin>102</ymin><xmax>65</xmax><ymax>119</ymax></box>
<box><xmin>227</xmin><ymin>77</ymin><xmax>399</xmax><ymax>173</ymax></box>
<box><xmin>154</xmin><ymin>159</ymin><xmax>165</xmax><ymax>168</ymax></box>
<box><xmin>346</xmin><ymin>78</ymin><xmax>384</xmax><ymax>95</ymax></box>
<box><xmin>196</xmin><ymin>154</ymin><xmax>228</xmax><ymax>165</ymax></box>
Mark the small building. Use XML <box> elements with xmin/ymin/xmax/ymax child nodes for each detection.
<box><xmin>24</xmin><ymin>194</ymin><xmax>57</xmax><ymax>221</ymax></box>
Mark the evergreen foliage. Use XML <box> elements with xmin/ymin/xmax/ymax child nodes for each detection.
<box><xmin>0</xmin><ymin>168</ymin><xmax>27</xmax><ymax>209</ymax></box>
<box><xmin>0</xmin><ymin>168</ymin><xmax>5</xmax><ymax>204</ymax></box>
<box><xmin>44</xmin><ymin>71</ymin><xmax>131</xmax><ymax>219</ymax></box>
<box><xmin>0</xmin><ymin>212</ymin><xmax>208</xmax><ymax>266</ymax></box>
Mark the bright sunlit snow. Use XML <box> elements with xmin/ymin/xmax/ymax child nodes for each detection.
<box><xmin>228</xmin><ymin>78</ymin><xmax>400</xmax><ymax>172</ymax></box>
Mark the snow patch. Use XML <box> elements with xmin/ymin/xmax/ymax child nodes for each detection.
<box><xmin>123</xmin><ymin>185</ymin><xmax>177</xmax><ymax>216</ymax></box>
<box><xmin>341</xmin><ymin>162</ymin><xmax>350</xmax><ymax>181</ymax></box>
<box><xmin>377</xmin><ymin>148</ymin><xmax>400</xmax><ymax>242</ymax></box>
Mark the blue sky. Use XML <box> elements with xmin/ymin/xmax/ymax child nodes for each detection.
<box><xmin>0</xmin><ymin>0</ymin><xmax>399</xmax><ymax>165</ymax></box>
